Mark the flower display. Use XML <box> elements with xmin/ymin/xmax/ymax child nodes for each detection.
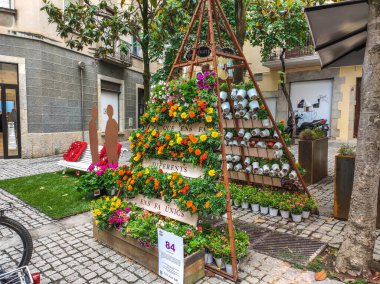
<box><xmin>63</xmin><ymin>141</ymin><xmax>88</xmax><ymax>162</ymax></box>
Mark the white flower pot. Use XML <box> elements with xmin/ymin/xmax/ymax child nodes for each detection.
<box><xmin>238</xmin><ymin>109</ymin><xmax>247</xmax><ymax>116</ymax></box>
<box><xmin>225</xmin><ymin>263</ymin><xmax>233</xmax><ymax>275</ymax></box>
<box><xmin>221</xmin><ymin>102</ymin><xmax>231</xmax><ymax>114</ymax></box>
<box><xmin>225</xmin><ymin>132</ymin><xmax>234</xmax><ymax>140</ymax></box>
<box><xmin>302</xmin><ymin>211</ymin><xmax>310</xmax><ymax>219</ymax></box>
<box><xmin>274</xmin><ymin>149</ymin><xmax>283</xmax><ymax>159</ymax></box>
<box><xmin>220</xmin><ymin>91</ymin><xmax>228</xmax><ymax>102</ymax></box>
<box><xmin>244</xmin><ymin>157</ymin><xmax>251</xmax><ymax>166</ymax></box>
<box><xmin>236</xmin><ymin>89</ymin><xmax>247</xmax><ymax>101</ymax></box>
<box><xmin>255</xmin><ymin>141</ymin><xmax>267</xmax><ymax>148</ymax></box>
<box><xmin>237</xmin><ymin>99</ymin><xmax>248</xmax><ymax>109</ymax></box>
<box><xmin>243</xmin><ymin>113</ymin><xmax>251</xmax><ymax>120</ymax></box>
<box><xmin>260</xmin><ymin>206</ymin><xmax>269</xmax><ymax>215</ymax></box>
<box><xmin>260</xmin><ymin>129</ymin><xmax>270</xmax><ymax>137</ymax></box>
<box><xmin>243</xmin><ymin>132</ymin><xmax>252</xmax><ymax>141</ymax></box>
<box><xmin>214</xmin><ymin>257</ymin><xmax>225</xmax><ymax>269</ymax></box>
<box><xmin>289</xmin><ymin>170</ymin><xmax>297</xmax><ymax>180</ymax></box>
<box><xmin>227</xmin><ymin>162</ymin><xmax>233</xmax><ymax>170</ymax></box>
<box><xmin>252</xmin><ymin>162</ymin><xmax>260</xmax><ymax>171</ymax></box>
<box><xmin>278</xmin><ymin>171</ymin><xmax>285</xmax><ymax>178</ymax></box>
<box><xmin>234</xmin><ymin>200</ymin><xmax>240</xmax><ymax>207</ymax></box>
<box><xmin>248</xmin><ymin>100</ymin><xmax>259</xmax><ymax>112</ymax></box>
<box><xmin>273</xmin><ymin>142</ymin><xmax>283</xmax><ymax>149</ymax></box>
<box><xmin>280</xmin><ymin>210</ymin><xmax>290</xmax><ymax>219</ymax></box>
<box><xmin>233</xmin><ymin>100</ymin><xmax>238</xmax><ymax>108</ymax></box>
<box><xmin>269</xmin><ymin>208</ymin><xmax>279</xmax><ymax>217</ymax></box>
<box><xmin>205</xmin><ymin>252</ymin><xmax>213</xmax><ymax>264</ymax></box>
<box><xmin>238</xmin><ymin>129</ymin><xmax>245</xmax><ymax>137</ymax></box>
<box><xmin>231</xmin><ymin>155</ymin><xmax>241</xmax><ymax>163</ymax></box>
<box><xmin>292</xmin><ymin>213</ymin><xmax>302</xmax><ymax>223</ymax></box>
<box><xmin>251</xmin><ymin>128</ymin><xmax>261</xmax><ymax>136</ymax></box>
<box><xmin>224</xmin><ymin>113</ymin><xmax>233</xmax><ymax>120</ymax></box>
<box><xmin>241</xmin><ymin>202</ymin><xmax>249</xmax><ymax>209</ymax></box>
<box><xmin>257</xmin><ymin>168</ymin><xmax>264</xmax><ymax>175</ymax></box>
<box><xmin>234</xmin><ymin>164</ymin><xmax>243</xmax><ymax>171</ymax></box>
<box><xmin>251</xmin><ymin>203</ymin><xmax>260</xmax><ymax>212</ymax></box>
<box><xmin>273</xmin><ymin>131</ymin><xmax>280</xmax><ymax>139</ymax></box>
<box><xmin>271</xmin><ymin>163</ymin><xmax>280</xmax><ymax>172</ymax></box>
<box><xmin>235</xmin><ymin>112</ymin><xmax>241</xmax><ymax>119</ymax></box>
<box><xmin>269</xmin><ymin>170</ymin><xmax>276</xmax><ymax>177</ymax></box>
<box><xmin>247</xmin><ymin>88</ymin><xmax>258</xmax><ymax>100</ymax></box>
<box><xmin>261</xmin><ymin>118</ymin><xmax>271</xmax><ymax>127</ymax></box>
<box><xmin>229</xmin><ymin>140</ymin><xmax>238</xmax><ymax>146</ymax></box>
<box><xmin>281</xmin><ymin>163</ymin><xmax>290</xmax><ymax>174</ymax></box>
<box><xmin>251</xmin><ymin>113</ymin><xmax>258</xmax><ymax>120</ymax></box>
<box><xmin>231</xmin><ymin>88</ymin><xmax>238</xmax><ymax>99</ymax></box>
<box><xmin>245</xmin><ymin>165</ymin><xmax>252</xmax><ymax>173</ymax></box>
<box><xmin>226</xmin><ymin>155</ymin><xmax>232</xmax><ymax>162</ymax></box>
<box><xmin>240</xmin><ymin>140</ymin><xmax>248</xmax><ymax>147</ymax></box>
<box><xmin>262</xmin><ymin>164</ymin><xmax>270</xmax><ymax>174</ymax></box>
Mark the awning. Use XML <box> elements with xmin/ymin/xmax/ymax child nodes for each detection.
<box><xmin>305</xmin><ymin>0</ymin><xmax>368</xmax><ymax>68</ymax></box>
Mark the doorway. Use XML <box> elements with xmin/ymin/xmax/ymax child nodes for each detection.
<box><xmin>354</xmin><ymin>77</ymin><xmax>361</xmax><ymax>138</ymax></box>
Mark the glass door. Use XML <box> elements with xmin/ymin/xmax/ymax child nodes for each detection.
<box><xmin>1</xmin><ymin>85</ymin><xmax>20</xmax><ymax>158</ymax></box>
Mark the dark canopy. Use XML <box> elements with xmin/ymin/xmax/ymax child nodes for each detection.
<box><xmin>305</xmin><ymin>0</ymin><xmax>368</xmax><ymax>68</ymax></box>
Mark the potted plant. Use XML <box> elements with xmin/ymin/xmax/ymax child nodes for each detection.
<box><xmin>257</xmin><ymin>107</ymin><xmax>270</xmax><ymax>127</ymax></box>
<box><xmin>246</xmin><ymin>82</ymin><xmax>257</xmax><ymax>100</ymax></box>
<box><xmin>302</xmin><ymin>197</ymin><xmax>316</xmax><ymax>219</ymax></box>
<box><xmin>269</xmin><ymin>192</ymin><xmax>280</xmax><ymax>217</ymax></box>
<box><xmin>279</xmin><ymin>199</ymin><xmax>291</xmax><ymax>219</ymax></box>
<box><xmin>240</xmin><ymin>186</ymin><xmax>251</xmax><ymax>209</ymax></box>
<box><xmin>258</xmin><ymin>191</ymin><xmax>270</xmax><ymax>215</ymax></box>
<box><xmin>224</xmin><ymin>229</ymin><xmax>249</xmax><ymax>275</ymax></box>
<box><xmin>248</xmin><ymin>189</ymin><xmax>260</xmax><ymax>212</ymax></box>
<box><xmin>290</xmin><ymin>198</ymin><xmax>304</xmax><ymax>223</ymax></box>
<box><xmin>298</xmin><ymin>128</ymin><xmax>328</xmax><ymax>185</ymax></box>
<box><xmin>236</xmin><ymin>82</ymin><xmax>247</xmax><ymax>101</ymax></box>
<box><xmin>220</xmin><ymin>83</ymin><xmax>228</xmax><ymax>102</ymax></box>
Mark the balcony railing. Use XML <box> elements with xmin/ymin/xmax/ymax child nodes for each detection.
<box><xmin>92</xmin><ymin>41</ymin><xmax>132</xmax><ymax>68</ymax></box>
<box><xmin>267</xmin><ymin>34</ymin><xmax>315</xmax><ymax>61</ymax></box>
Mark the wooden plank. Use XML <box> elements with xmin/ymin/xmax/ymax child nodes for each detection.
<box><xmin>129</xmin><ymin>195</ymin><xmax>198</xmax><ymax>226</ymax></box>
<box><xmin>147</xmin><ymin>122</ymin><xmax>208</xmax><ymax>135</ymax></box>
<box><xmin>143</xmin><ymin>158</ymin><xmax>204</xmax><ymax>178</ymax></box>
<box><xmin>258</xmin><ymin>148</ymin><xmax>268</xmax><ymax>158</ymax></box>
<box><xmin>263</xmin><ymin>176</ymin><xmax>273</xmax><ymax>186</ymax></box>
<box><xmin>272</xmin><ymin>178</ymin><xmax>282</xmax><ymax>187</ymax></box>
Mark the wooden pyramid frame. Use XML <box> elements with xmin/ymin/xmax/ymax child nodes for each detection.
<box><xmin>167</xmin><ymin>0</ymin><xmax>311</xmax><ymax>281</ymax></box>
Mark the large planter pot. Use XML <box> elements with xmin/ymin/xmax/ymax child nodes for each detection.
<box><xmin>260</xmin><ymin>206</ymin><xmax>269</xmax><ymax>215</ymax></box>
<box><xmin>298</xmin><ymin>137</ymin><xmax>328</xmax><ymax>185</ymax></box>
<box><xmin>334</xmin><ymin>155</ymin><xmax>380</xmax><ymax>228</ymax></box>
<box><xmin>93</xmin><ymin>224</ymin><xmax>205</xmax><ymax>284</ymax></box>
<box><xmin>291</xmin><ymin>213</ymin><xmax>302</xmax><ymax>223</ymax></box>
<box><xmin>280</xmin><ymin>210</ymin><xmax>290</xmax><ymax>219</ymax></box>
<box><xmin>241</xmin><ymin>202</ymin><xmax>249</xmax><ymax>209</ymax></box>
<box><xmin>269</xmin><ymin>208</ymin><xmax>279</xmax><ymax>217</ymax></box>
<box><xmin>302</xmin><ymin>211</ymin><xmax>310</xmax><ymax>219</ymax></box>
<box><xmin>251</xmin><ymin>203</ymin><xmax>260</xmax><ymax>212</ymax></box>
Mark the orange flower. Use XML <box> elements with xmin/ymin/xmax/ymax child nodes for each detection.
<box><xmin>186</xmin><ymin>200</ymin><xmax>193</xmax><ymax>208</ymax></box>
<box><xmin>127</xmin><ymin>185</ymin><xmax>133</xmax><ymax>191</ymax></box>
<box><xmin>118</xmin><ymin>170</ymin><xmax>125</xmax><ymax>176</ymax></box>
<box><xmin>205</xmin><ymin>201</ymin><xmax>210</xmax><ymax>209</ymax></box>
<box><xmin>188</xmin><ymin>147</ymin><xmax>194</xmax><ymax>153</ymax></box>
<box><xmin>123</xmin><ymin>176</ymin><xmax>127</xmax><ymax>180</ymax></box>
<box><xmin>178</xmin><ymin>178</ymin><xmax>183</xmax><ymax>185</ymax></box>
<box><xmin>195</xmin><ymin>149</ymin><xmax>201</xmax><ymax>156</ymax></box>
<box><xmin>154</xmin><ymin>180</ymin><xmax>160</xmax><ymax>190</ymax></box>
<box><xmin>180</xmin><ymin>152</ymin><xmax>184</xmax><ymax>158</ymax></box>
<box><xmin>189</xmin><ymin>111</ymin><xmax>195</xmax><ymax>118</ymax></box>
<box><xmin>165</xmin><ymin>134</ymin><xmax>171</xmax><ymax>140</ymax></box>
<box><xmin>144</xmin><ymin>143</ymin><xmax>149</xmax><ymax>149</ymax></box>
<box><xmin>137</xmin><ymin>171</ymin><xmax>142</xmax><ymax>177</ymax></box>
<box><xmin>191</xmin><ymin>205</ymin><xmax>197</xmax><ymax>212</ymax></box>
<box><xmin>216</xmin><ymin>191</ymin><xmax>222</xmax><ymax>197</ymax></box>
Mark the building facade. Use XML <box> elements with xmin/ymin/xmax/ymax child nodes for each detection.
<box><xmin>244</xmin><ymin>42</ymin><xmax>362</xmax><ymax>141</ymax></box>
<box><xmin>0</xmin><ymin>0</ymin><xmax>157</xmax><ymax>158</ymax></box>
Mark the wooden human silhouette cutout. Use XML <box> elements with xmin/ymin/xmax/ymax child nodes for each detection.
<box><xmin>104</xmin><ymin>104</ymin><xmax>118</xmax><ymax>164</ymax></box>
<box><xmin>89</xmin><ymin>105</ymin><xmax>99</xmax><ymax>164</ymax></box>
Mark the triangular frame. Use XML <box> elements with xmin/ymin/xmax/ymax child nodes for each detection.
<box><xmin>167</xmin><ymin>0</ymin><xmax>311</xmax><ymax>281</ymax></box>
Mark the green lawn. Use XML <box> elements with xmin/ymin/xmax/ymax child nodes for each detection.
<box><xmin>0</xmin><ymin>171</ymin><xmax>91</xmax><ymax>219</ymax></box>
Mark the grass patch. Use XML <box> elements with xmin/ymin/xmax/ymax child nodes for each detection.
<box><xmin>0</xmin><ymin>170</ymin><xmax>91</xmax><ymax>219</ymax></box>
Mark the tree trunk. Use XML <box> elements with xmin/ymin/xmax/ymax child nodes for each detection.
<box><xmin>335</xmin><ymin>0</ymin><xmax>380</xmax><ymax>277</ymax></box>
<box><xmin>233</xmin><ymin>0</ymin><xmax>246</xmax><ymax>83</ymax></box>
<box><xmin>279</xmin><ymin>48</ymin><xmax>296</xmax><ymax>143</ymax></box>
<box><xmin>142</xmin><ymin>0</ymin><xmax>151</xmax><ymax>104</ymax></box>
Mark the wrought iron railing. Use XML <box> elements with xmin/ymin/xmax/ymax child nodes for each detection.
<box><xmin>267</xmin><ymin>34</ymin><xmax>315</xmax><ymax>61</ymax></box>
<box><xmin>95</xmin><ymin>40</ymin><xmax>132</xmax><ymax>67</ymax></box>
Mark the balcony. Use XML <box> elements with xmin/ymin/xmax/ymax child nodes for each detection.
<box><xmin>263</xmin><ymin>35</ymin><xmax>320</xmax><ymax>70</ymax></box>
<box><xmin>93</xmin><ymin>41</ymin><xmax>132</xmax><ymax>68</ymax></box>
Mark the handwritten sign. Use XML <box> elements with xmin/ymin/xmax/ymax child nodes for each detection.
<box><xmin>158</xmin><ymin>229</ymin><xmax>184</xmax><ymax>284</ymax></box>
<box><xmin>147</xmin><ymin>122</ymin><xmax>207</xmax><ymax>135</ymax></box>
<box><xmin>129</xmin><ymin>195</ymin><xmax>198</xmax><ymax>226</ymax></box>
<box><xmin>143</xmin><ymin>159</ymin><xmax>204</xmax><ymax>178</ymax></box>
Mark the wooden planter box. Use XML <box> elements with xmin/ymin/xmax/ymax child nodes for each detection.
<box><xmin>298</xmin><ymin>137</ymin><xmax>328</xmax><ymax>185</ymax></box>
<box><xmin>93</xmin><ymin>224</ymin><xmax>205</xmax><ymax>284</ymax></box>
<box><xmin>334</xmin><ymin>156</ymin><xmax>380</xmax><ymax>228</ymax></box>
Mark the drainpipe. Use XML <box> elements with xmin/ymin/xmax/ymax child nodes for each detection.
<box><xmin>78</xmin><ymin>61</ymin><xmax>85</xmax><ymax>141</ymax></box>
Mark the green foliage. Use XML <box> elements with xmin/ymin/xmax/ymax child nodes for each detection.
<box><xmin>337</xmin><ymin>144</ymin><xmax>356</xmax><ymax>157</ymax></box>
<box><xmin>220</xmin><ymin>82</ymin><xmax>229</xmax><ymax>92</ymax></box>
<box><xmin>246</xmin><ymin>0</ymin><xmax>310</xmax><ymax>62</ymax></box>
<box><xmin>299</xmin><ymin>128</ymin><xmax>326</xmax><ymax>140</ymax></box>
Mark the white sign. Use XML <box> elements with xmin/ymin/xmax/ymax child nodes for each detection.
<box><xmin>129</xmin><ymin>195</ymin><xmax>198</xmax><ymax>226</ymax></box>
<box><xmin>143</xmin><ymin>158</ymin><xmax>204</xmax><ymax>178</ymax></box>
<box><xmin>158</xmin><ymin>229</ymin><xmax>184</xmax><ymax>284</ymax></box>
<box><xmin>148</xmin><ymin>122</ymin><xmax>207</xmax><ymax>135</ymax></box>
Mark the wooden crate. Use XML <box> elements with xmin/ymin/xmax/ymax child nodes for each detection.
<box><xmin>93</xmin><ymin>225</ymin><xmax>205</xmax><ymax>284</ymax></box>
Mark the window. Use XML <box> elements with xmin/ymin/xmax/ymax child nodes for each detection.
<box><xmin>132</xmin><ymin>36</ymin><xmax>140</xmax><ymax>57</ymax></box>
<box><xmin>0</xmin><ymin>0</ymin><xmax>13</xmax><ymax>9</ymax></box>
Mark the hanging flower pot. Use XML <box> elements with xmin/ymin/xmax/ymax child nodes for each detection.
<box><xmin>197</xmin><ymin>46</ymin><xmax>211</xmax><ymax>57</ymax></box>
<box><xmin>225</xmin><ymin>131</ymin><xmax>234</xmax><ymax>140</ymax></box>
<box><xmin>238</xmin><ymin>129</ymin><xmax>245</xmax><ymax>137</ymax></box>
<box><xmin>261</xmin><ymin>118</ymin><xmax>271</xmax><ymax>128</ymax></box>
<box><xmin>302</xmin><ymin>211</ymin><xmax>311</xmax><ymax>219</ymax></box>
<box><xmin>224</xmin><ymin>113</ymin><xmax>233</xmax><ymax>120</ymax></box>
<box><xmin>245</xmin><ymin>165</ymin><xmax>252</xmax><ymax>173</ymax></box>
<box><xmin>248</xmin><ymin>101</ymin><xmax>259</xmax><ymax>113</ymax></box>
<box><xmin>234</xmin><ymin>163</ymin><xmax>243</xmax><ymax>171</ymax></box>
<box><xmin>227</xmin><ymin>163</ymin><xmax>233</xmax><ymax>171</ymax></box>
<box><xmin>220</xmin><ymin>91</ymin><xmax>228</xmax><ymax>102</ymax></box>
<box><xmin>231</xmin><ymin>155</ymin><xmax>241</xmax><ymax>163</ymax></box>
<box><xmin>251</xmin><ymin>203</ymin><xmax>260</xmax><ymax>212</ymax></box>
<box><xmin>236</xmin><ymin>89</ymin><xmax>247</xmax><ymax>101</ymax></box>
<box><xmin>243</xmin><ymin>113</ymin><xmax>251</xmax><ymax>121</ymax></box>
<box><xmin>262</xmin><ymin>164</ymin><xmax>270</xmax><ymax>174</ymax></box>
<box><xmin>221</xmin><ymin>102</ymin><xmax>230</xmax><ymax>114</ymax></box>
<box><xmin>251</xmin><ymin>113</ymin><xmax>258</xmax><ymax>120</ymax></box>
<box><xmin>280</xmin><ymin>210</ymin><xmax>290</xmax><ymax>218</ymax></box>
<box><xmin>257</xmin><ymin>168</ymin><xmax>264</xmax><ymax>175</ymax></box>
<box><xmin>256</xmin><ymin>141</ymin><xmax>267</xmax><ymax>148</ymax></box>
<box><xmin>269</xmin><ymin>170</ymin><xmax>276</xmax><ymax>177</ymax></box>
<box><xmin>247</xmin><ymin>88</ymin><xmax>258</xmax><ymax>100</ymax></box>
<box><xmin>244</xmin><ymin>157</ymin><xmax>251</xmax><ymax>166</ymax></box>
<box><xmin>278</xmin><ymin>171</ymin><xmax>285</xmax><ymax>178</ymax></box>
<box><xmin>273</xmin><ymin>131</ymin><xmax>281</xmax><ymax>139</ymax></box>
<box><xmin>184</xmin><ymin>48</ymin><xmax>194</xmax><ymax>61</ymax></box>
<box><xmin>240</xmin><ymin>140</ymin><xmax>248</xmax><ymax>147</ymax></box>
<box><xmin>282</xmin><ymin>163</ymin><xmax>290</xmax><ymax>174</ymax></box>
<box><xmin>273</xmin><ymin>142</ymin><xmax>283</xmax><ymax>149</ymax></box>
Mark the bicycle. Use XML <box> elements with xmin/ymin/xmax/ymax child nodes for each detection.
<box><xmin>0</xmin><ymin>203</ymin><xmax>33</xmax><ymax>274</ymax></box>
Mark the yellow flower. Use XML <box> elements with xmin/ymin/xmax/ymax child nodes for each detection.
<box><xmin>151</xmin><ymin>117</ymin><xmax>156</xmax><ymax>123</ymax></box>
<box><xmin>102</xmin><ymin>206</ymin><xmax>106</xmax><ymax>209</ymax></box>
<box><xmin>211</xmin><ymin>131</ymin><xmax>219</xmax><ymax>138</ymax></box>
<box><xmin>208</xmin><ymin>169</ymin><xmax>216</xmax><ymax>177</ymax></box>
<box><xmin>144</xmin><ymin>169</ymin><xmax>150</xmax><ymax>175</ymax></box>
<box><xmin>110</xmin><ymin>207</ymin><xmax>115</xmax><ymax>212</ymax></box>
<box><xmin>205</xmin><ymin>116</ymin><xmax>212</xmax><ymax>123</ymax></box>
<box><xmin>112</xmin><ymin>196</ymin><xmax>117</xmax><ymax>201</ymax></box>
<box><xmin>176</xmin><ymin>137</ymin><xmax>183</xmax><ymax>144</ymax></box>
<box><xmin>128</xmin><ymin>136</ymin><xmax>133</xmax><ymax>141</ymax></box>
<box><xmin>105</xmin><ymin>197</ymin><xmax>110</xmax><ymax>202</ymax></box>
<box><xmin>133</xmin><ymin>152</ymin><xmax>141</xmax><ymax>162</ymax></box>
<box><xmin>173</xmin><ymin>111</ymin><xmax>177</xmax><ymax>117</ymax></box>
<box><xmin>200</xmin><ymin>134</ymin><xmax>207</xmax><ymax>142</ymax></box>
<box><xmin>178</xmin><ymin>106</ymin><xmax>183</xmax><ymax>111</ymax></box>
<box><xmin>136</xmin><ymin>133</ymin><xmax>141</xmax><ymax>138</ymax></box>
<box><xmin>144</xmin><ymin>113</ymin><xmax>149</xmax><ymax>118</ymax></box>
<box><xmin>181</xmin><ymin>112</ymin><xmax>187</xmax><ymax>119</ymax></box>
<box><xmin>92</xmin><ymin>209</ymin><xmax>101</xmax><ymax>216</ymax></box>
<box><xmin>169</xmin><ymin>140</ymin><xmax>174</xmax><ymax>146</ymax></box>
<box><xmin>151</xmin><ymin>130</ymin><xmax>157</xmax><ymax>136</ymax></box>
<box><xmin>167</xmin><ymin>175</ymin><xmax>172</xmax><ymax>180</ymax></box>
<box><xmin>207</xmin><ymin>107</ymin><xmax>214</xmax><ymax>114</ymax></box>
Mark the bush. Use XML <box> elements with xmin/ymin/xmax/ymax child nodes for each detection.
<box><xmin>337</xmin><ymin>144</ymin><xmax>356</xmax><ymax>157</ymax></box>
<box><xmin>299</xmin><ymin>128</ymin><xmax>326</xmax><ymax>140</ymax></box>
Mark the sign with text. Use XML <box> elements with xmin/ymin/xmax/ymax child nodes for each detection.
<box><xmin>147</xmin><ymin>122</ymin><xmax>207</xmax><ymax>135</ymax></box>
<box><xmin>143</xmin><ymin>159</ymin><xmax>204</xmax><ymax>178</ymax></box>
<box><xmin>158</xmin><ymin>229</ymin><xmax>184</xmax><ymax>284</ymax></box>
<box><xmin>129</xmin><ymin>195</ymin><xmax>198</xmax><ymax>226</ymax></box>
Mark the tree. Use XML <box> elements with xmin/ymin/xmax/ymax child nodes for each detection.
<box><xmin>335</xmin><ymin>0</ymin><xmax>380</xmax><ymax>277</ymax></box>
<box><xmin>41</xmin><ymin>0</ymin><xmax>193</xmax><ymax>103</ymax></box>
<box><xmin>246</xmin><ymin>0</ymin><xmax>309</xmax><ymax>140</ymax></box>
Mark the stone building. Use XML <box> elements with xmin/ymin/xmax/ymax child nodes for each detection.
<box><xmin>244</xmin><ymin>40</ymin><xmax>362</xmax><ymax>141</ymax></box>
<box><xmin>0</xmin><ymin>0</ymin><xmax>158</xmax><ymax>158</ymax></box>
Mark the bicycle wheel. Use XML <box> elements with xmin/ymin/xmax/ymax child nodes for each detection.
<box><xmin>0</xmin><ymin>216</ymin><xmax>33</xmax><ymax>273</ymax></box>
